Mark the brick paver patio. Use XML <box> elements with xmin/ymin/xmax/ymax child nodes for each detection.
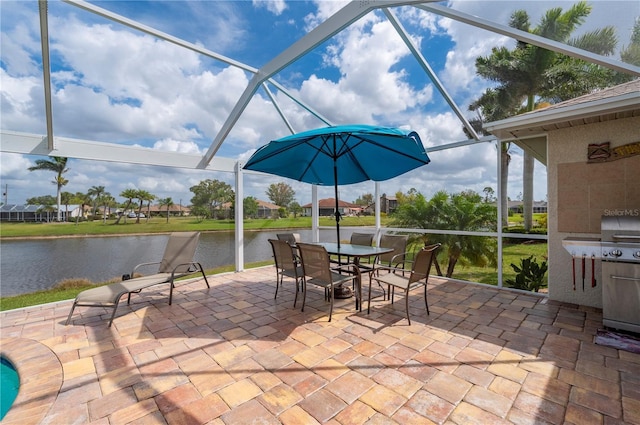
<box><xmin>1</xmin><ymin>267</ymin><xmax>639</xmax><ymax>424</ymax></box>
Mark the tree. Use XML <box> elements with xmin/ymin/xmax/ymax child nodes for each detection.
<box><xmin>243</xmin><ymin>196</ymin><xmax>259</xmax><ymax>219</ymax></box>
<box><xmin>482</xmin><ymin>187</ymin><xmax>496</xmax><ymax>203</ymax></box>
<box><xmin>191</xmin><ymin>205</ymin><xmax>209</xmax><ymax>221</ymax></box>
<box><xmin>289</xmin><ymin>201</ymin><xmax>302</xmax><ymax>218</ymax></box>
<box><xmin>28</xmin><ymin>156</ymin><xmax>68</xmax><ymax>222</ymax></box>
<box><xmin>468</xmin><ymin>104</ymin><xmax>511</xmax><ymax>229</ymax></box>
<box><xmin>355</xmin><ymin>193</ymin><xmax>373</xmax><ymax>206</ymax></box>
<box><xmin>61</xmin><ymin>191</ymin><xmax>73</xmax><ymax>222</ymax></box>
<box><xmin>101</xmin><ymin>193</ymin><xmax>116</xmax><ymax>223</ymax></box>
<box><xmin>391</xmin><ymin>190</ymin><xmax>498</xmax><ymax>278</ymax></box>
<box><xmin>87</xmin><ymin>185</ymin><xmax>105</xmax><ymax>218</ymax></box>
<box><xmin>158</xmin><ymin>197</ymin><xmax>174</xmax><ymax>223</ymax></box>
<box><xmin>471</xmin><ymin>1</ymin><xmax>621</xmax><ymax>231</ymax></box>
<box><xmin>266</xmin><ymin>182</ymin><xmax>295</xmax><ymax>207</ymax></box>
<box><xmin>73</xmin><ymin>191</ymin><xmax>91</xmax><ymax>225</ymax></box>
<box><xmin>135</xmin><ymin>190</ymin><xmax>154</xmax><ymax>223</ymax></box>
<box><xmin>116</xmin><ymin>188</ymin><xmax>138</xmax><ymax>224</ymax></box>
<box><xmin>26</xmin><ymin>195</ymin><xmax>56</xmax><ymax>205</ymax></box>
<box><xmin>190</xmin><ymin>179</ymin><xmax>234</xmax><ymax>219</ymax></box>
<box><xmin>620</xmin><ymin>18</ymin><xmax>640</xmax><ymax>67</ymax></box>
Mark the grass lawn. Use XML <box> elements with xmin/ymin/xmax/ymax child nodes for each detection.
<box><xmin>453</xmin><ymin>242</ymin><xmax>548</xmax><ymax>287</ymax></box>
<box><xmin>0</xmin><ymin>215</ymin><xmax>381</xmax><ymax>238</ymax></box>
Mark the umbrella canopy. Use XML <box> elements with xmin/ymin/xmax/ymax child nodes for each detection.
<box><xmin>243</xmin><ymin>124</ymin><xmax>431</xmax><ymax>245</ymax></box>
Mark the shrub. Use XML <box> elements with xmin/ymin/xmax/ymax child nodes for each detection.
<box><xmin>537</xmin><ymin>213</ymin><xmax>548</xmax><ymax>228</ymax></box>
<box><xmin>505</xmin><ymin>255</ymin><xmax>548</xmax><ymax>292</ymax></box>
<box><xmin>54</xmin><ymin>278</ymin><xmax>94</xmax><ymax>289</ymax></box>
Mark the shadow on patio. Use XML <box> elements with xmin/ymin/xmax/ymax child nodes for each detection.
<box><xmin>1</xmin><ymin>266</ymin><xmax>638</xmax><ymax>424</ymax></box>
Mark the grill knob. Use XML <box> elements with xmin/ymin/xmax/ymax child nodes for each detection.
<box><xmin>634</xmin><ymin>251</ymin><xmax>640</xmax><ymax>259</ymax></box>
<box><xmin>610</xmin><ymin>249</ymin><xmax>623</xmax><ymax>257</ymax></box>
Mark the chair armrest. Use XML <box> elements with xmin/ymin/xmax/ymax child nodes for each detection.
<box><xmin>169</xmin><ymin>262</ymin><xmax>202</xmax><ymax>278</ymax></box>
<box><xmin>132</xmin><ymin>261</ymin><xmax>161</xmax><ymax>275</ymax></box>
<box><xmin>374</xmin><ymin>263</ymin><xmax>411</xmax><ymax>276</ymax></box>
<box><xmin>389</xmin><ymin>252</ymin><xmax>409</xmax><ymax>268</ymax></box>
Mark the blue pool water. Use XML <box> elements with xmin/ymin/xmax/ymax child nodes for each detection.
<box><xmin>0</xmin><ymin>356</ymin><xmax>19</xmax><ymax>419</ymax></box>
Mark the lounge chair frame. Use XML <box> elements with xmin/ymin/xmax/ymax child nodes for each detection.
<box><xmin>65</xmin><ymin>232</ymin><xmax>209</xmax><ymax>327</ymax></box>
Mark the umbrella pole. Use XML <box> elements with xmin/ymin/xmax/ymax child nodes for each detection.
<box><xmin>334</xmin><ymin>161</ymin><xmax>340</xmax><ymax>248</ymax></box>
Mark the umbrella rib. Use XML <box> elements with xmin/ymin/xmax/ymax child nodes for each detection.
<box><xmin>244</xmin><ymin>137</ymin><xmax>311</xmax><ymax>166</ymax></box>
<box><xmin>356</xmin><ymin>134</ymin><xmax>429</xmax><ymax>164</ymax></box>
<box><xmin>298</xmin><ymin>136</ymin><xmax>333</xmax><ymax>183</ymax></box>
<box><xmin>335</xmin><ymin>133</ymin><xmax>429</xmax><ymax>182</ymax></box>
<box><xmin>337</xmin><ymin>134</ymin><xmax>372</xmax><ymax>180</ymax></box>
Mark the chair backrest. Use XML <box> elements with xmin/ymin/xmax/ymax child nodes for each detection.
<box><xmin>297</xmin><ymin>243</ymin><xmax>333</xmax><ymax>282</ymax></box>
<box><xmin>159</xmin><ymin>232</ymin><xmax>200</xmax><ymax>273</ymax></box>
<box><xmin>350</xmin><ymin>232</ymin><xmax>374</xmax><ymax>246</ymax></box>
<box><xmin>277</xmin><ymin>233</ymin><xmax>300</xmax><ymax>245</ymax></box>
<box><xmin>378</xmin><ymin>234</ymin><xmax>408</xmax><ymax>265</ymax></box>
<box><xmin>409</xmin><ymin>243</ymin><xmax>441</xmax><ymax>284</ymax></box>
<box><xmin>269</xmin><ymin>239</ymin><xmax>298</xmax><ymax>274</ymax></box>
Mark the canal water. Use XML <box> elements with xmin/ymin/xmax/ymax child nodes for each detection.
<box><xmin>0</xmin><ymin>229</ymin><xmax>355</xmax><ymax>297</ymax></box>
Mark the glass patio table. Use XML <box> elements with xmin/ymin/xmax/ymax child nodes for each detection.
<box><xmin>310</xmin><ymin>242</ymin><xmax>394</xmax><ymax>310</ymax></box>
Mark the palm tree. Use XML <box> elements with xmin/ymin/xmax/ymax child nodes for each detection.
<box><xmin>87</xmin><ymin>185</ymin><xmax>105</xmax><ymax>218</ymax></box>
<box><xmin>135</xmin><ymin>190</ymin><xmax>153</xmax><ymax>223</ymax></box>
<box><xmin>61</xmin><ymin>191</ymin><xmax>73</xmax><ymax>222</ymax></box>
<box><xmin>158</xmin><ymin>197</ymin><xmax>174</xmax><ymax>223</ymax></box>
<box><xmin>144</xmin><ymin>193</ymin><xmax>155</xmax><ymax>222</ymax></box>
<box><xmin>472</xmin><ymin>1</ymin><xmax>619</xmax><ymax>231</ymax></box>
<box><xmin>38</xmin><ymin>204</ymin><xmax>57</xmax><ymax>222</ymax></box>
<box><xmin>468</xmin><ymin>92</ymin><xmax>514</xmax><ymax>229</ymax></box>
<box><xmin>620</xmin><ymin>18</ymin><xmax>640</xmax><ymax>67</ymax></box>
<box><xmin>28</xmin><ymin>156</ymin><xmax>69</xmax><ymax>222</ymax></box>
<box><xmin>72</xmin><ymin>191</ymin><xmax>91</xmax><ymax>225</ymax></box>
<box><xmin>101</xmin><ymin>193</ymin><xmax>115</xmax><ymax>223</ymax></box>
<box><xmin>391</xmin><ymin>190</ymin><xmax>497</xmax><ymax>278</ymax></box>
<box><xmin>116</xmin><ymin>188</ymin><xmax>138</xmax><ymax>224</ymax></box>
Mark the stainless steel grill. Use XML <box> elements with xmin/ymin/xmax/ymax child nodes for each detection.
<box><xmin>601</xmin><ymin>216</ymin><xmax>640</xmax><ymax>333</ymax></box>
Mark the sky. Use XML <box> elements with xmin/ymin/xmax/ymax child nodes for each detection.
<box><xmin>1</xmin><ymin>0</ymin><xmax>638</xmax><ymax>208</ymax></box>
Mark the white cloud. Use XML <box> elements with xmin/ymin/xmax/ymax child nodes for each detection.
<box><xmin>253</xmin><ymin>0</ymin><xmax>287</xmax><ymax>16</ymax></box>
<box><xmin>153</xmin><ymin>139</ymin><xmax>201</xmax><ymax>155</ymax></box>
<box><xmin>304</xmin><ymin>1</ymin><xmax>350</xmax><ymax>31</ymax></box>
<box><xmin>0</xmin><ymin>153</ymin><xmax>32</xmax><ymax>178</ymax></box>
<box><xmin>411</xmin><ymin>112</ymin><xmax>466</xmax><ymax>147</ymax></box>
<box><xmin>0</xmin><ymin>23</ymin><xmax>41</xmax><ymax>76</ymax></box>
<box><xmin>2</xmin><ymin>1</ymin><xmax>626</xmax><ymax>206</ymax></box>
<box><xmin>291</xmin><ymin>16</ymin><xmax>434</xmax><ymax>126</ymax></box>
<box><xmin>0</xmin><ymin>68</ymin><xmax>45</xmax><ymax>133</ymax></box>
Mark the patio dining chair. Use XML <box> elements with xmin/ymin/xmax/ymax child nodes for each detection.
<box><xmin>368</xmin><ymin>243</ymin><xmax>440</xmax><ymax>325</ymax></box>
<box><xmin>362</xmin><ymin>234</ymin><xmax>409</xmax><ymax>299</ymax></box>
<box><xmin>297</xmin><ymin>242</ymin><xmax>361</xmax><ymax>322</ymax></box>
<box><xmin>332</xmin><ymin>232</ymin><xmax>375</xmax><ymax>266</ymax></box>
<box><xmin>350</xmin><ymin>232</ymin><xmax>375</xmax><ymax>246</ymax></box>
<box><xmin>276</xmin><ymin>233</ymin><xmax>301</xmax><ymax>245</ymax></box>
<box><xmin>268</xmin><ymin>239</ymin><xmax>303</xmax><ymax>307</ymax></box>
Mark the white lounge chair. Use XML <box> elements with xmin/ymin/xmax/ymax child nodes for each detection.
<box><xmin>65</xmin><ymin>232</ymin><xmax>209</xmax><ymax>327</ymax></box>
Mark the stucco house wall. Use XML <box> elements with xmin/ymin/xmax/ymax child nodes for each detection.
<box><xmin>547</xmin><ymin>116</ymin><xmax>640</xmax><ymax>308</ymax></box>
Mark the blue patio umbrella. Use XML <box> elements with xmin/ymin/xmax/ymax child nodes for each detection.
<box><xmin>243</xmin><ymin>124</ymin><xmax>431</xmax><ymax>246</ymax></box>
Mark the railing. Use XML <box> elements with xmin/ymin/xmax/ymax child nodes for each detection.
<box><xmin>317</xmin><ymin>225</ymin><xmax>548</xmax><ymax>289</ymax></box>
